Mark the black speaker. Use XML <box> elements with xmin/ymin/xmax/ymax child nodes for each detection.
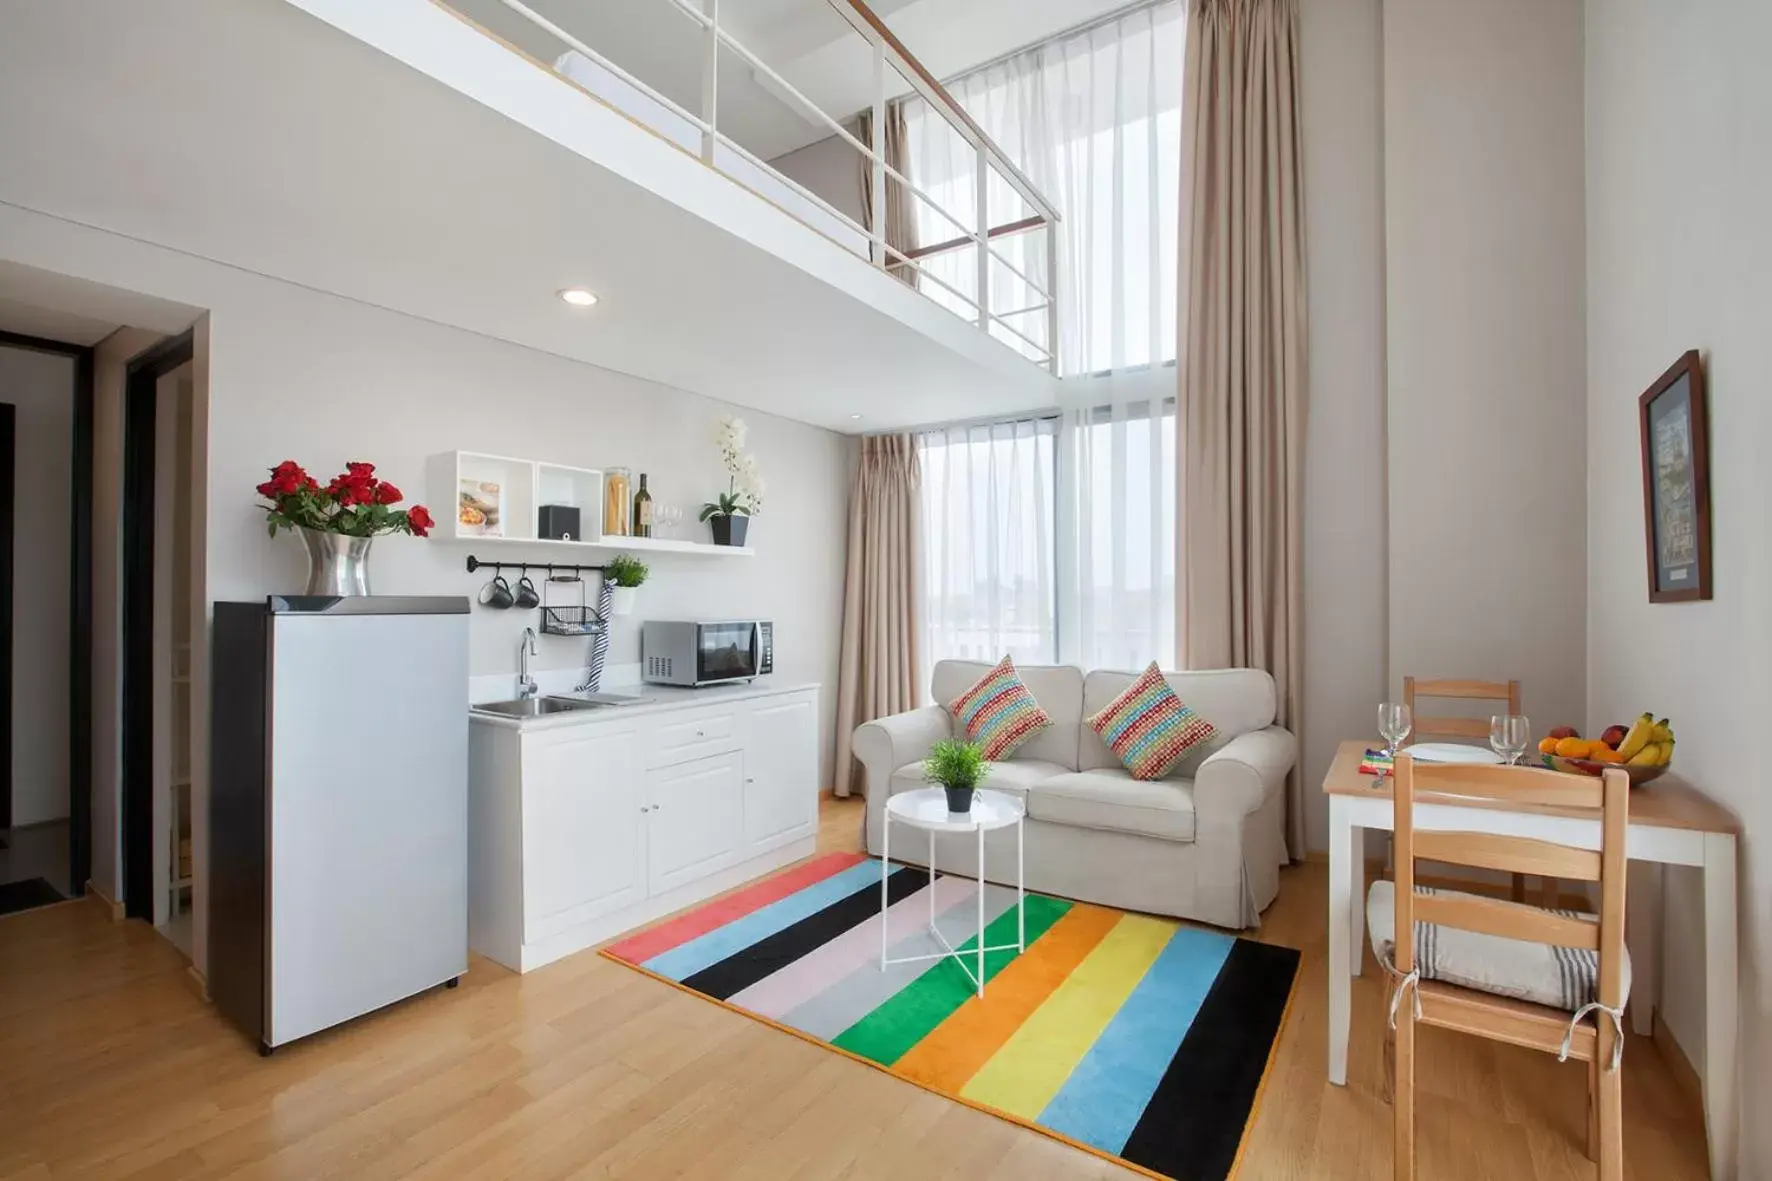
<box><xmin>538</xmin><ymin>504</ymin><xmax>581</xmax><ymax>541</ymax></box>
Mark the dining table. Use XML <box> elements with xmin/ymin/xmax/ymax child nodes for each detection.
<box><xmin>1321</xmin><ymin>738</ymin><xmax>1742</xmax><ymax>1180</ymax></box>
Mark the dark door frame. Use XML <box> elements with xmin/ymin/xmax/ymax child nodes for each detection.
<box><xmin>0</xmin><ymin>329</ymin><xmax>96</xmax><ymax>893</ymax></box>
<box><xmin>121</xmin><ymin>330</ymin><xmax>193</xmax><ymax>921</ymax></box>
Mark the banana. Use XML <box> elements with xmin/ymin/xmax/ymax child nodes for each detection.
<box><xmin>1652</xmin><ymin>718</ymin><xmax>1674</xmax><ymax>743</ymax></box>
<box><xmin>1628</xmin><ymin>742</ymin><xmax>1663</xmax><ymax>767</ymax></box>
<box><xmin>1658</xmin><ymin>738</ymin><xmax>1676</xmax><ymax>766</ymax></box>
<box><xmin>1617</xmin><ymin>714</ymin><xmax>1657</xmax><ymax>761</ymax></box>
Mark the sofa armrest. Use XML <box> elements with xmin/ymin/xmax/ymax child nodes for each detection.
<box><xmin>1194</xmin><ymin>726</ymin><xmax>1297</xmax><ymax>819</ymax></box>
<box><xmin>852</xmin><ymin>705</ymin><xmax>952</xmax><ymax>790</ymax></box>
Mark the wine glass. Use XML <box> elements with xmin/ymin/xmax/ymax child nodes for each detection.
<box><xmin>1377</xmin><ymin>702</ymin><xmax>1413</xmax><ymax>779</ymax></box>
<box><xmin>1490</xmin><ymin>714</ymin><xmax>1531</xmax><ymax>765</ymax></box>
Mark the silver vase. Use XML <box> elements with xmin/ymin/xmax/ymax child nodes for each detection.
<box><xmin>298</xmin><ymin>527</ymin><xmax>374</xmax><ymax>596</ymax></box>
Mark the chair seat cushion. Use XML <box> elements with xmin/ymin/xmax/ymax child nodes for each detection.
<box><xmin>1025</xmin><ymin>769</ymin><xmax>1196</xmax><ymax>842</ymax></box>
<box><xmin>1367</xmin><ymin>880</ymin><xmax>1631</xmax><ymax>1012</ymax></box>
<box><xmin>890</xmin><ymin>758</ymin><xmax>1069</xmax><ymax>804</ymax></box>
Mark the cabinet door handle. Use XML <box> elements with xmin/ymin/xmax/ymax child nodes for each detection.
<box><xmin>746</xmin><ymin>777</ymin><xmax>755</xmax><ymax>783</ymax></box>
<box><xmin>695</xmin><ymin>729</ymin><xmax>706</xmax><ymax>738</ymax></box>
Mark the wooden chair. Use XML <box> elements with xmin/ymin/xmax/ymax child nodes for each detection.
<box><xmin>1403</xmin><ymin>676</ymin><xmax>1540</xmax><ymax>903</ymax></box>
<box><xmin>1378</xmin><ymin>753</ymin><xmax>1628</xmax><ymax>1181</ymax></box>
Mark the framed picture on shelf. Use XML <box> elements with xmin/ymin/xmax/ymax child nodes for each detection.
<box><xmin>458</xmin><ymin>478</ymin><xmax>503</xmax><ymax>538</ymax></box>
<box><xmin>1637</xmin><ymin>349</ymin><xmax>1712</xmax><ymax>602</ymax></box>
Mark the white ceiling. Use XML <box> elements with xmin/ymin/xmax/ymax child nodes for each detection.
<box><xmin>0</xmin><ymin>0</ymin><xmax>1057</xmax><ymax>434</ymax></box>
<box><xmin>447</xmin><ymin>0</ymin><xmax>1136</xmax><ymax>161</ymax></box>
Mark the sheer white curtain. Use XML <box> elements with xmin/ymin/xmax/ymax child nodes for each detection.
<box><xmin>1057</xmin><ymin>397</ymin><xmax>1178</xmax><ymax>670</ymax></box>
<box><xmin>916</xmin><ymin>418</ymin><xmax>1058</xmax><ymax>671</ymax></box>
<box><xmin>902</xmin><ymin>1</ymin><xmax>1185</xmax><ymax>375</ymax></box>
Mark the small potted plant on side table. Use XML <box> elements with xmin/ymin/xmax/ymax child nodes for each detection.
<box><xmin>924</xmin><ymin>739</ymin><xmax>988</xmax><ymax>814</ymax></box>
<box><xmin>604</xmin><ymin>553</ymin><xmax>648</xmax><ymax>617</ymax></box>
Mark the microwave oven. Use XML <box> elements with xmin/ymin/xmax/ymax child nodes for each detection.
<box><xmin>641</xmin><ymin>620</ymin><xmax>773</xmax><ymax>687</ymax></box>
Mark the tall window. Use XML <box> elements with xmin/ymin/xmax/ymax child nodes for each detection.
<box><xmin>918</xmin><ymin>398</ymin><xmax>1176</xmax><ymax>673</ymax></box>
<box><xmin>902</xmin><ymin>1</ymin><xmax>1185</xmax><ymax>375</ymax></box>
<box><xmin>917</xmin><ymin>419</ymin><xmax>1058</xmax><ymax>667</ymax></box>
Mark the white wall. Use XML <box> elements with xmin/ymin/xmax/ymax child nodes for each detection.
<box><xmin>1</xmin><ymin>202</ymin><xmax>851</xmax><ymax>979</ymax></box>
<box><xmin>1382</xmin><ymin>0</ymin><xmax>1588</xmax><ymax>734</ymax></box>
<box><xmin>1298</xmin><ymin>0</ymin><xmax>1387</xmax><ymax>852</ymax></box>
<box><xmin>0</xmin><ymin>345</ymin><xmax>73</xmax><ymax>826</ymax></box>
<box><xmin>1586</xmin><ymin>1</ymin><xmax>1771</xmax><ymax>1173</ymax></box>
<box><xmin>770</xmin><ymin>132</ymin><xmax>865</xmax><ymax>228</ymax></box>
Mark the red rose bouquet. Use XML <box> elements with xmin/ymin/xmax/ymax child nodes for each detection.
<box><xmin>256</xmin><ymin>460</ymin><xmax>433</xmax><ymax>538</ymax></box>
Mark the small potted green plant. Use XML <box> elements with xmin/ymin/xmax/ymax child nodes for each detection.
<box><xmin>924</xmin><ymin>739</ymin><xmax>988</xmax><ymax>814</ymax></box>
<box><xmin>604</xmin><ymin>553</ymin><xmax>648</xmax><ymax>617</ymax></box>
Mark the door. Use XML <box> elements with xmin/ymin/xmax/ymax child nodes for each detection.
<box><xmin>522</xmin><ymin>724</ymin><xmax>646</xmax><ymax>940</ymax></box>
<box><xmin>744</xmin><ymin>695</ymin><xmax>817</xmax><ymax>854</ymax></box>
<box><xmin>647</xmin><ymin>750</ymin><xmax>743</xmax><ymax>895</ymax></box>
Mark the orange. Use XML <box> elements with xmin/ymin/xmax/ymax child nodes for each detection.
<box><xmin>1554</xmin><ymin>736</ymin><xmax>1591</xmax><ymax>758</ymax></box>
<box><xmin>1592</xmin><ymin>747</ymin><xmax>1625</xmax><ymax>764</ymax></box>
<box><xmin>1537</xmin><ymin>736</ymin><xmax>1560</xmax><ymax>755</ymax></box>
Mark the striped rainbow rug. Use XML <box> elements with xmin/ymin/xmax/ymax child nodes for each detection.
<box><xmin>602</xmin><ymin>851</ymin><xmax>1299</xmax><ymax>1181</ymax></box>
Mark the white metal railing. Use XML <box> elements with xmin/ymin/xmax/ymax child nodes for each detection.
<box><xmin>472</xmin><ymin>0</ymin><xmax>1062</xmax><ymax>374</ymax></box>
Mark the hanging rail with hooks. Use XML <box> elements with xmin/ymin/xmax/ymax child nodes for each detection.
<box><xmin>465</xmin><ymin>556</ymin><xmax>606</xmax><ymax>578</ymax></box>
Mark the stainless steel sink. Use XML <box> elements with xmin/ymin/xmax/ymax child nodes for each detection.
<box><xmin>472</xmin><ymin>696</ymin><xmax>605</xmax><ymax>719</ymax></box>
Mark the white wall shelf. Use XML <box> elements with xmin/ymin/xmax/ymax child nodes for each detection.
<box><xmin>427</xmin><ymin>451</ymin><xmax>753</xmax><ymax>556</ymax></box>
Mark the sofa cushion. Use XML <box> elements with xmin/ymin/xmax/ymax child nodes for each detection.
<box><xmin>947</xmin><ymin>655</ymin><xmax>1052</xmax><ymax>760</ymax></box>
<box><xmin>933</xmin><ymin>660</ymin><xmax>1083</xmax><ymax>769</ymax></box>
<box><xmin>1088</xmin><ymin>662</ymin><xmax>1219</xmax><ymax>780</ymax></box>
<box><xmin>1026</xmin><ymin>769</ymin><xmax>1196</xmax><ymax>842</ymax></box>
<box><xmin>890</xmin><ymin>758</ymin><xmax>1070</xmax><ymax>805</ymax></box>
<box><xmin>1080</xmin><ymin>668</ymin><xmax>1276</xmax><ymax>777</ymax></box>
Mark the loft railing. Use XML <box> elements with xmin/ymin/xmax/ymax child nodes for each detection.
<box><xmin>454</xmin><ymin>0</ymin><xmax>1061</xmax><ymax>373</ymax></box>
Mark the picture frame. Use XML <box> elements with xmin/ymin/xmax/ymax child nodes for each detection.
<box><xmin>1637</xmin><ymin>349</ymin><xmax>1712</xmax><ymax>602</ymax></box>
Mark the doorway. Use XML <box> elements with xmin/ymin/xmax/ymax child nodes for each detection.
<box><xmin>121</xmin><ymin>331</ymin><xmax>193</xmax><ymax>925</ymax></box>
<box><xmin>0</xmin><ymin>328</ymin><xmax>94</xmax><ymax>914</ymax></box>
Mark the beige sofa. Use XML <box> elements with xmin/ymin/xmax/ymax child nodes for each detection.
<box><xmin>852</xmin><ymin>661</ymin><xmax>1295</xmax><ymax>929</ymax></box>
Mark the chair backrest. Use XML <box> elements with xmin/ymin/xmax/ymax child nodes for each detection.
<box><xmin>1402</xmin><ymin>676</ymin><xmax>1521</xmax><ymax>743</ymax></box>
<box><xmin>1390</xmin><ymin>754</ymin><xmax>1628</xmax><ymax>1012</ymax></box>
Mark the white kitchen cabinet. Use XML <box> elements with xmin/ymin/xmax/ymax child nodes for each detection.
<box><xmin>744</xmin><ymin>696</ymin><xmax>818</xmax><ymax>856</ymax></box>
<box><xmin>521</xmin><ymin>724</ymin><xmax>646</xmax><ymax>942</ymax></box>
<box><xmin>469</xmin><ymin>685</ymin><xmax>820</xmax><ymax>973</ymax></box>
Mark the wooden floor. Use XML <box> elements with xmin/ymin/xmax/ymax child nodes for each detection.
<box><xmin>0</xmin><ymin>795</ymin><xmax>1708</xmax><ymax>1180</ymax></box>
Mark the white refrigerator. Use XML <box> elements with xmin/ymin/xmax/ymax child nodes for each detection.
<box><xmin>209</xmin><ymin>595</ymin><xmax>469</xmax><ymax>1054</ymax></box>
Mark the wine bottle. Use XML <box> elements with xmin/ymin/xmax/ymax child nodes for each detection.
<box><xmin>633</xmin><ymin>473</ymin><xmax>653</xmax><ymax>538</ymax></box>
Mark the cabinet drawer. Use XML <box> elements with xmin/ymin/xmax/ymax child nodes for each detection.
<box><xmin>646</xmin><ymin>708</ymin><xmax>741</xmax><ymax>768</ymax></box>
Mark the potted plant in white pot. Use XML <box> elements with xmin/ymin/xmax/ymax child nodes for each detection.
<box><xmin>604</xmin><ymin>553</ymin><xmax>648</xmax><ymax>616</ymax></box>
<box><xmin>701</xmin><ymin>415</ymin><xmax>765</xmax><ymax>546</ymax></box>
<box><xmin>924</xmin><ymin>739</ymin><xmax>989</xmax><ymax>814</ymax></box>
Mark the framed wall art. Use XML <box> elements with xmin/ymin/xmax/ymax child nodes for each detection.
<box><xmin>1638</xmin><ymin>349</ymin><xmax>1712</xmax><ymax>602</ymax></box>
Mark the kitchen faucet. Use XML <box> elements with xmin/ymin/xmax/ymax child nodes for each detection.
<box><xmin>518</xmin><ymin>627</ymin><xmax>539</xmax><ymax>698</ymax></box>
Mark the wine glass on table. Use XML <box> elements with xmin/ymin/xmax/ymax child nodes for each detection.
<box><xmin>1376</xmin><ymin>702</ymin><xmax>1413</xmax><ymax>783</ymax></box>
<box><xmin>1490</xmin><ymin>714</ymin><xmax>1531</xmax><ymax>766</ymax></box>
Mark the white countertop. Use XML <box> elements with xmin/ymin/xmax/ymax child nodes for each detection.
<box><xmin>468</xmin><ymin>678</ymin><xmax>819</xmax><ymax>731</ymax></box>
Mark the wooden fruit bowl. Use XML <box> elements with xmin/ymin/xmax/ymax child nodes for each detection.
<box><xmin>1540</xmin><ymin>752</ymin><xmax>1669</xmax><ymax>787</ymax></box>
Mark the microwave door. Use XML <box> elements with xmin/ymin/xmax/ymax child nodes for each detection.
<box><xmin>698</xmin><ymin>622</ymin><xmax>756</xmax><ymax>683</ymax></box>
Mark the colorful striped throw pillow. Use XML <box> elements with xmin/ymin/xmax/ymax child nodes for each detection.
<box><xmin>947</xmin><ymin>656</ymin><xmax>1052</xmax><ymax>761</ymax></box>
<box><xmin>1089</xmin><ymin>662</ymin><xmax>1218</xmax><ymax>781</ymax></box>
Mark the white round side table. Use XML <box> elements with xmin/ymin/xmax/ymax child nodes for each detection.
<box><xmin>880</xmin><ymin>787</ymin><xmax>1025</xmax><ymax>997</ymax></box>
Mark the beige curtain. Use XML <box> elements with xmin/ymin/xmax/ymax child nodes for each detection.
<box><xmin>857</xmin><ymin>104</ymin><xmax>919</xmax><ymax>284</ymax></box>
<box><xmin>832</xmin><ymin>434</ymin><xmax>921</xmax><ymax>796</ymax></box>
<box><xmin>1177</xmin><ymin>0</ymin><xmax>1309</xmax><ymax>858</ymax></box>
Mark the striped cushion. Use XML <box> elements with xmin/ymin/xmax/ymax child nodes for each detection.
<box><xmin>948</xmin><ymin>655</ymin><xmax>1052</xmax><ymax>761</ymax></box>
<box><xmin>1087</xmin><ymin>662</ymin><xmax>1217</xmax><ymax>781</ymax></box>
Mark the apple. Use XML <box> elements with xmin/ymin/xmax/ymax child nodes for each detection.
<box><xmin>1600</xmin><ymin>724</ymin><xmax>1629</xmax><ymax>750</ymax></box>
<box><xmin>1548</xmin><ymin>725</ymin><xmax>1580</xmax><ymax>740</ymax></box>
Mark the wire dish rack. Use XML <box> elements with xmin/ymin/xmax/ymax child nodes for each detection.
<box><xmin>541</xmin><ymin>577</ymin><xmax>607</xmax><ymax>637</ymax></box>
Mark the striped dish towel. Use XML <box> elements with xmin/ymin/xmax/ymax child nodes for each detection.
<box><xmin>1360</xmin><ymin>748</ymin><xmax>1394</xmax><ymax>776</ymax></box>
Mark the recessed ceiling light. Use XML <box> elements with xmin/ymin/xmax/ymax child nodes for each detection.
<box><xmin>558</xmin><ymin>288</ymin><xmax>598</xmax><ymax>307</ymax></box>
<box><xmin>849</xmin><ymin>414</ymin><xmax>864</xmax><ymax>420</ymax></box>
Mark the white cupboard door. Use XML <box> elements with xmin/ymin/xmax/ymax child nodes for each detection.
<box><xmin>744</xmin><ymin>695</ymin><xmax>818</xmax><ymax>854</ymax></box>
<box><xmin>522</xmin><ymin>726</ymin><xmax>646</xmax><ymax>940</ymax></box>
<box><xmin>647</xmin><ymin>751</ymin><xmax>744</xmax><ymax>895</ymax></box>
